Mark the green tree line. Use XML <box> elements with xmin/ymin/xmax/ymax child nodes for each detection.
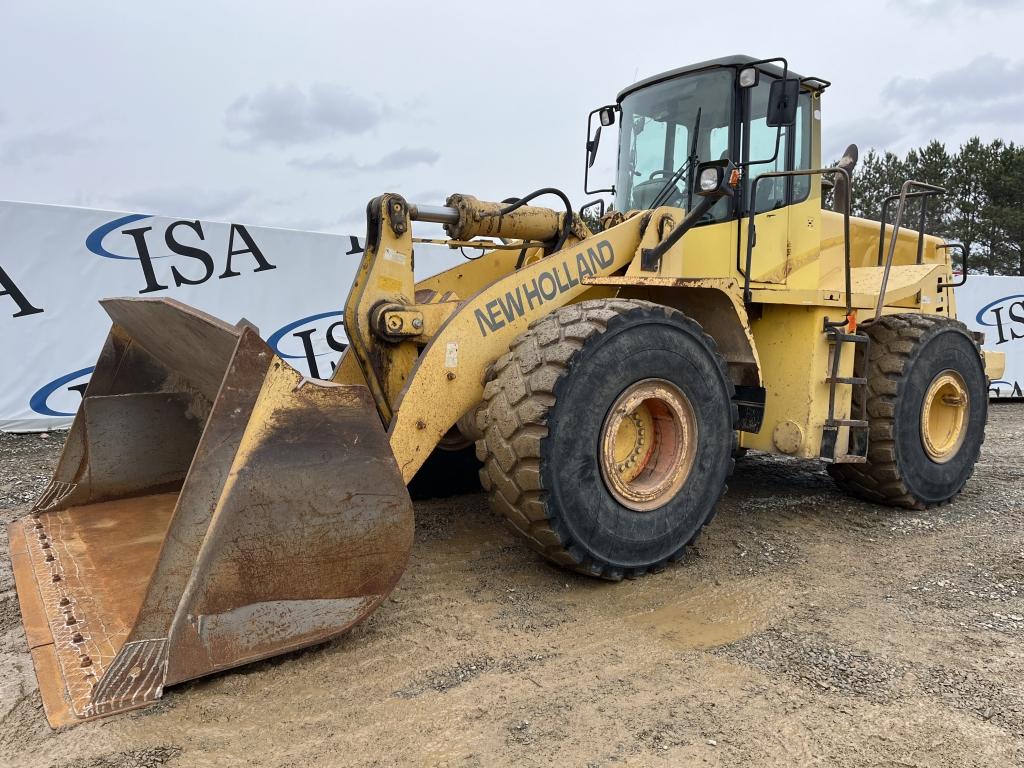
<box><xmin>840</xmin><ymin>138</ymin><xmax>1024</xmax><ymax>276</ymax></box>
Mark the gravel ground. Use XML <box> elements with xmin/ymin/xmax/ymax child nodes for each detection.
<box><xmin>1</xmin><ymin>404</ymin><xmax>1022</xmax><ymax>767</ymax></box>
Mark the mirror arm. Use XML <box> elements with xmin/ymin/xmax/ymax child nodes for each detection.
<box><xmin>740</xmin><ymin>127</ymin><xmax>784</xmax><ymax>170</ymax></box>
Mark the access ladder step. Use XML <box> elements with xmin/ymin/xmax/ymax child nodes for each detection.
<box><xmin>826</xmin><ymin>332</ymin><xmax>869</xmax><ymax>345</ymax></box>
<box><xmin>826</xmin><ymin>419</ymin><xmax>869</xmax><ymax>428</ymax></box>
<box><xmin>825</xmin><ymin>376</ymin><xmax>868</xmax><ymax>386</ymax></box>
<box><xmin>831</xmin><ymin>454</ymin><xmax>869</xmax><ymax>464</ymax></box>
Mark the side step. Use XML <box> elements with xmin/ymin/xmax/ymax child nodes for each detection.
<box><xmin>820</xmin><ymin>328</ymin><xmax>870</xmax><ymax>463</ymax></box>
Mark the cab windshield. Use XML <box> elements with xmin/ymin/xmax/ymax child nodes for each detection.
<box><xmin>615</xmin><ymin>69</ymin><xmax>733</xmax><ymax>216</ymax></box>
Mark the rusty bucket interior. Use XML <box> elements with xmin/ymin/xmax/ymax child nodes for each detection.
<box><xmin>8</xmin><ymin>297</ymin><xmax>413</xmax><ymax>728</ymax></box>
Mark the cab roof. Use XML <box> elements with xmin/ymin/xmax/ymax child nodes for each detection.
<box><xmin>617</xmin><ymin>55</ymin><xmax>824</xmax><ymax>102</ymax></box>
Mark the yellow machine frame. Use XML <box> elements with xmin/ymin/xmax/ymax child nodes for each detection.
<box><xmin>333</xmin><ymin>115</ymin><xmax>1003</xmax><ymax>471</ymax></box>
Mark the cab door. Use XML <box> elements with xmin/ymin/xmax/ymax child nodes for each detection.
<box><xmin>739</xmin><ymin>78</ymin><xmax>793</xmax><ymax>286</ymax></box>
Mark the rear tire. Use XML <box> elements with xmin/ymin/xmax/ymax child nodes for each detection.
<box><xmin>828</xmin><ymin>314</ymin><xmax>987</xmax><ymax>509</ymax></box>
<box><xmin>476</xmin><ymin>299</ymin><xmax>737</xmax><ymax>580</ymax></box>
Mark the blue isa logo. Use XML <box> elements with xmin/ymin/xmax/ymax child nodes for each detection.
<box><xmin>267</xmin><ymin>311</ymin><xmax>347</xmax><ymax>379</ymax></box>
<box><xmin>976</xmin><ymin>294</ymin><xmax>1024</xmax><ymax>344</ymax></box>
<box><xmin>86</xmin><ymin>214</ymin><xmax>276</xmax><ymax>294</ymax></box>
<box><xmin>29</xmin><ymin>367</ymin><xmax>93</xmax><ymax>417</ymax></box>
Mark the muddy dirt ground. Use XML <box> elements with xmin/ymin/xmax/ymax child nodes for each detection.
<box><xmin>1</xmin><ymin>405</ymin><xmax>1022</xmax><ymax>767</ymax></box>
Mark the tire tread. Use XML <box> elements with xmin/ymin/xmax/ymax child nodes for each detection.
<box><xmin>476</xmin><ymin>299</ymin><xmax>737</xmax><ymax>580</ymax></box>
<box><xmin>828</xmin><ymin>313</ymin><xmax>985</xmax><ymax>510</ymax></box>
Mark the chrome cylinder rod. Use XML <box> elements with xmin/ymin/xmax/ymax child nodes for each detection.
<box><xmin>409</xmin><ymin>204</ymin><xmax>459</xmax><ymax>225</ymax></box>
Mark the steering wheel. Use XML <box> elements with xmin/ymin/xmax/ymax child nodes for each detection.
<box><xmin>660</xmin><ymin>185</ymin><xmax>685</xmax><ymax>207</ymax></box>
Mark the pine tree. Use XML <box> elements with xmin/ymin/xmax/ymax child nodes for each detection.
<box><xmin>986</xmin><ymin>142</ymin><xmax>1024</xmax><ymax>276</ymax></box>
<box><xmin>850</xmin><ymin>149</ymin><xmax>908</xmax><ymax>221</ymax></box>
<box><xmin>904</xmin><ymin>140</ymin><xmax>951</xmax><ymax>238</ymax></box>
<box><xmin>831</xmin><ymin>137</ymin><xmax>1023</xmax><ymax>276</ymax></box>
<box><xmin>947</xmin><ymin>138</ymin><xmax>999</xmax><ymax>274</ymax></box>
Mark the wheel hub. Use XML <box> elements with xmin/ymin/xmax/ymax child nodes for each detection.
<box><xmin>599</xmin><ymin>379</ymin><xmax>697</xmax><ymax>512</ymax></box>
<box><xmin>920</xmin><ymin>369</ymin><xmax>969</xmax><ymax>463</ymax></box>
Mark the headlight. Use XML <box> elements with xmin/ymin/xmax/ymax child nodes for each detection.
<box><xmin>739</xmin><ymin>67</ymin><xmax>759</xmax><ymax>88</ymax></box>
<box><xmin>694</xmin><ymin>160</ymin><xmax>736</xmax><ymax>199</ymax></box>
<box><xmin>699</xmin><ymin>167</ymin><xmax>722</xmax><ymax>192</ymax></box>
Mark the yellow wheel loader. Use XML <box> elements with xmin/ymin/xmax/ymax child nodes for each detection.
<box><xmin>10</xmin><ymin>55</ymin><xmax>1005</xmax><ymax>727</ymax></box>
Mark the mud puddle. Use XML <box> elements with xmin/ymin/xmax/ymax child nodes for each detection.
<box><xmin>624</xmin><ymin>579</ymin><xmax>781</xmax><ymax>649</ymax></box>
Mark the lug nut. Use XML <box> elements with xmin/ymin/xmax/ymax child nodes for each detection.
<box><xmin>41</xmin><ymin>541</ymin><xmax>50</xmax><ymax>549</ymax></box>
<box><xmin>71</xmin><ymin>632</ymin><xmax>84</xmax><ymax>644</ymax></box>
<box><xmin>45</xmin><ymin>553</ymin><xmax>54</xmax><ymax>562</ymax></box>
<box><xmin>59</xmin><ymin>597</ymin><xmax>70</xmax><ymax>606</ymax></box>
<box><xmin>52</xmin><ymin>574</ymin><xmax>61</xmax><ymax>582</ymax></box>
<box><xmin>65</xmin><ymin>615</ymin><xmax>77</xmax><ymax>626</ymax></box>
<box><xmin>80</xmin><ymin>656</ymin><xmax>92</xmax><ymax>668</ymax></box>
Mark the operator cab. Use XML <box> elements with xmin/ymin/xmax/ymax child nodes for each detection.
<box><xmin>585</xmin><ymin>55</ymin><xmax>828</xmax><ymax>223</ymax></box>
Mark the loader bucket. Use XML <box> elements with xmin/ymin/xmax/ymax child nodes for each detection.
<box><xmin>8</xmin><ymin>298</ymin><xmax>413</xmax><ymax>728</ymax></box>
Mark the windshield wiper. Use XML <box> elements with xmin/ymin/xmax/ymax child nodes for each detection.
<box><xmin>648</xmin><ymin>158</ymin><xmax>692</xmax><ymax>210</ymax></box>
<box><xmin>648</xmin><ymin>107</ymin><xmax>701</xmax><ymax>211</ymax></box>
<box><xmin>685</xmin><ymin>106</ymin><xmax>701</xmax><ymax>211</ymax></box>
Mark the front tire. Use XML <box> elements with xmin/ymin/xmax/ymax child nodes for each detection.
<box><xmin>476</xmin><ymin>299</ymin><xmax>737</xmax><ymax>580</ymax></box>
<box><xmin>828</xmin><ymin>314</ymin><xmax>987</xmax><ymax>509</ymax></box>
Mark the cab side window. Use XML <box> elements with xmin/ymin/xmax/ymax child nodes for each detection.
<box><xmin>791</xmin><ymin>93</ymin><xmax>812</xmax><ymax>202</ymax></box>
<box><xmin>746</xmin><ymin>79</ymin><xmax>790</xmax><ymax>214</ymax></box>
<box><xmin>745</xmin><ymin>81</ymin><xmax>813</xmax><ymax>213</ymax></box>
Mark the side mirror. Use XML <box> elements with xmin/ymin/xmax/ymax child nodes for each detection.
<box><xmin>584</xmin><ymin>106</ymin><xmax>617</xmax><ymax>196</ymax></box>
<box><xmin>586</xmin><ymin>125</ymin><xmax>602</xmax><ymax>168</ymax></box>
<box><xmin>695</xmin><ymin>159</ymin><xmax>738</xmax><ymax>199</ymax></box>
<box><xmin>766</xmin><ymin>78</ymin><xmax>799</xmax><ymax>127</ymax></box>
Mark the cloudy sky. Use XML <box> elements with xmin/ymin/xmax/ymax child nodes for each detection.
<box><xmin>2</xmin><ymin>0</ymin><xmax>1023</xmax><ymax>234</ymax></box>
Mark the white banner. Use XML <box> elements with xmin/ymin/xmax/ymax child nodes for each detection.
<box><xmin>2</xmin><ymin>201</ymin><xmax>1021</xmax><ymax>431</ymax></box>
<box><xmin>0</xmin><ymin>201</ymin><xmax>461</xmax><ymax>431</ymax></box>
<box><xmin>954</xmin><ymin>275</ymin><xmax>1024</xmax><ymax>399</ymax></box>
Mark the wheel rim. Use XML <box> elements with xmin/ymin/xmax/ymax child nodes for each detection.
<box><xmin>599</xmin><ymin>379</ymin><xmax>697</xmax><ymax>512</ymax></box>
<box><xmin>920</xmin><ymin>369</ymin><xmax>969</xmax><ymax>463</ymax></box>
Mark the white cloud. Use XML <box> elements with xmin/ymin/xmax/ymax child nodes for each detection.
<box><xmin>114</xmin><ymin>186</ymin><xmax>255</xmax><ymax>220</ymax></box>
<box><xmin>225</xmin><ymin>83</ymin><xmax>392</xmax><ymax>148</ymax></box>
<box><xmin>883</xmin><ymin>55</ymin><xmax>1024</xmax><ymax>108</ymax></box>
<box><xmin>1</xmin><ymin>131</ymin><xmax>93</xmax><ymax>165</ymax></box>
<box><xmin>890</xmin><ymin>0</ymin><xmax>1018</xmax><ymax>12</ymax></box>
<box><xmin>289</xmin><ymin>146</ymin><xmax>440</xmax><ymax>174</ymax></box>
